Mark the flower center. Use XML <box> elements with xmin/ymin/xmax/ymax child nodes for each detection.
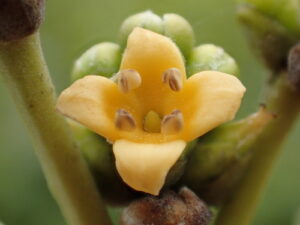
<box><xmin>143</xmin><ymin>111</ymin><xmax>162</xmax><ymax>133</ymax></box>
<box><xmin>114</xmin><ymin>109</ymin><xmax>184</xmax><ymax>135</ymax></box>
<box><xmin>113</xmin><ymin>68</ymin><xmax>185</xmax><ymax>135</ymax></box>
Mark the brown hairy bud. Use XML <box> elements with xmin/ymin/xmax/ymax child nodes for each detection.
<box><xmin>121</xmin><ymin>187</ymin><xmax>211</xmax><ymax>225</ymax></box>
<box><xmin>288</xmin><ymin>44</ymin><xmax>300</xmax><ymax>90</ymax></box>
<box><xmin>0</xmin><ymin>0</ymin><xmax>45</xmax><ymax>42</ymax></box>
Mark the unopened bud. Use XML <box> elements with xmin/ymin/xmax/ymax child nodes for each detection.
<box><xmin>71</xmin><ymin>42</ymin><xmax>121</xmax><ymax>82</ymax></box>
<box><xmin>121</xmin><ymin>187</ymin><xmax>211</xmax><ymax>225</ymax></box>
<box><xmin>187</xmin><ymin>44</ymin><xmax>239</xmax><ymax>77</ymax></box>
<box><xmin>67</xmin><ymin>119</ymin><xmax>140</xmax><ymax>205</ymax></box>
<box><xmin>119</xmin><ymin>11</ymin><xmax>164</xmax><ymax>47</ymax></box>
<box><xmin>163</xmin><ymin>14</ymin><xmax>195</xmax><ymax>58</ymax></box>
<box><xmin>119</xmin><ymin>11</ymin><xmax>195</xmax><ymax>58</ymax></box>
<box><xmin>0</xmin><ymin>0</ymin><xmax>45</xmax><ymax>42</ymax></box>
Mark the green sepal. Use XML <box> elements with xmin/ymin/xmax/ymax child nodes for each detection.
<box><xmin>187</xmin><ymin>44</ymin><xmax>239</xmax><ymax>77</ymax></box>
<box><xmin>71</xmin><ymin>42</ymin><xmax>121</xmax><ymax>82</ymax></box>
<box><xmin>181</xmin><ymin>107</ymin><xmax>275</xmax><ymax>205</ymax></box>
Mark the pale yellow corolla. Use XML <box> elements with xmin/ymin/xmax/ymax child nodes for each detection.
<box><xmin>57</xmin><ymin>28</ymin><xmax>246</xmax><ymax>195</ymax></box>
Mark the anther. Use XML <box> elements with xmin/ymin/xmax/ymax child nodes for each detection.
<box><xmin>162</xmin><ymin>68</ymin><xmax>183</xmax><ymax>91</ymax></box>
<box><xmin>115</xmin><ymin>109</ymin><xmax>136</xmax><ymax>131</ymax></box>
<box><xmin>117</xmin><ymin>69</ymin><xmax>141</xmax><ymax>93</ymax></box>
<box><xmin>161</xmin><ymin>110</ymin><xmax>184</xmax><ymax>134</ymax></box>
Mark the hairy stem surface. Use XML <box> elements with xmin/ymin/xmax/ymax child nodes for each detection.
<box><xmin>216</xmin><ymin>75</ymin><xmax>300</xmax><ymax>225</ymax></box>
<box><xmin>0</xmin><ymin>34</ymin><xmax>112</xmax><ymax>225</ymax></box>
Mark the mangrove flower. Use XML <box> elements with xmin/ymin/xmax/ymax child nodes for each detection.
<box><xmin>56</xmin><ymin>27</ymin><xmax>246</xmax><ymax>195</ymax></box>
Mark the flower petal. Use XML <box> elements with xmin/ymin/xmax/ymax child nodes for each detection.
<box><xmin>57</xmin><ymin>75</ymin><xmax>133</xmax><ymax>141</ymax></box>
<box><xmin>120</xmin><ymin>28</ymin><xmax>186</xmax><ymax>114</ymax></box>
<box><xmin>113</xmin><ymin>139</ymin><xmax>186</xmax><ymax>195</ymax></box>
<box><xmin>165</xmin><ymin>71</ymin><xmax>246</xmax><ymax>141</ymax></box>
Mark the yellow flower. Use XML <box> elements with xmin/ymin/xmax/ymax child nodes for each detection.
<box><xmin>57</xmin><ymin>28</ymin><xmax>246</xmax><ymax>195</ymax></box>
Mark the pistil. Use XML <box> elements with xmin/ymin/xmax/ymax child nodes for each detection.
<box><xmin>143</xmin><ymin>111</ymin><xmax>162</xmax><ymax>133</ymax></box>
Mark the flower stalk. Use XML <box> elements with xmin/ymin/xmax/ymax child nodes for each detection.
<box><xmin>215</xmin><ymin>74</ymin><xmax>300</xmax><ymax>225</ymax></box>
<box><xmin>0</xmin><ymin>34</ymin><xmax>112</xmax><ymax>225</ymax></box>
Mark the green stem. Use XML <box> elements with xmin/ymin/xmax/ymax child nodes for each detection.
<box><xmin>215</xmin><ymin>75</ymin><xmax>300</xmax><ymax>225</ymax></box>
<box><xmin>0</xmin><ymin>34</ymin><xmax>112</xmax><ymax>225</ymax></box>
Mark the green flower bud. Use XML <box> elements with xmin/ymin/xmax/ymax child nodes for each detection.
<box><xmin>181</xmin><ymin>107</ymin><xmax>275</xmax><ymax>205</ymax></box>
<box><xmin>240</xmin><ymin>0</ymin><xmax>300</xmax><ymax>36</ymax></box>
<box><xmin>118</xmin><ymin>11</ymin><xmax>195</xmax><ymax>59</ymax></box>
<box><xmin>119</xmin><ymin>11</ymin><xmax>164</xmax><ymax>47</ymax></box>
<box><xmin>237</xmin><ymin>4</ymin><xmax>297</xmax><ymax>71</ymax></box>
<box><xmin>67</xmin><ymin>120</ymin><xmax>140</xmax><ymax>205</ymax></box>
<box><xmin>187</xmin><ymin>44</ymin><xmax>239</xmax><ymax>77</ymax></box>
<box><xmin>71</xmin><ymin>42</ymin><xmax>121</xmax><ymax>82</ymax></box>
<box><xmin>163</xmin><ymin>14</ymin><xmax>195</xmax><ymax>58</ymax></box>
<box><xmin>67</xmin><ymin>119</ymin><xmax>111</xmax><ymax>170</ymax></box>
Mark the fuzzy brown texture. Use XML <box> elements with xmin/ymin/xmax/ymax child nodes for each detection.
<box><xmin>288</xmin><ymin>44</ymin><xmax>300</xmax><ymax>90</ymax></box>
<box><xmin>0</xmin><ymin>0</ymin><xmax>45</xmax><ymax>42</ymax></box>
<box><xmin>120</xmin><ymin>187</ymin><xmax>211</xmax><ymax>225</ymax></box>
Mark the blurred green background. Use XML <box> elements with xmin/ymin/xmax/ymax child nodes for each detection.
<box><xmin>0</xmin><ymin>0</ymin><xmax>300</xmax><ymax>225</ymax></box>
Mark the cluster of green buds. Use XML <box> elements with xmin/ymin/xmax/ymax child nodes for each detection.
<box><xmin>72</xmin><ymin>11</ymin><xmax>239</xmax><ymax>82</ymax></box>
<box><xmin>62</xmin><ymin>10</ymin><xmax>274</xmax><ymax>224</ymax></box>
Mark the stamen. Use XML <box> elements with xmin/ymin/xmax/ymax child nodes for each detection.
<box><xmin>162</xmin><ymin>68</ymin><xmax>183</xmax><ymax>91</ymax></box>
<box><xmin>115</xmin><ymin>109</ymin><xmax>136</xmax><ymax>131</ymax></box>
<box><xmin>117</xmin><ymin>69</ymin><xmax>141</xmax><ymax>93</ymax></box>
<box><xmin>143</xmin><ymin>111</ymin><xmax>161</xmax><ymax>133</ymax></box>
<box><xmin>161</xmin><ymin>110</ymin><xmax>184</xmax><ymax>134</ymax></box>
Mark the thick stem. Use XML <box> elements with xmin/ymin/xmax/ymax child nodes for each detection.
<box><xmin>0</xmin><ymin>34</ymin><xmax>112</xmax><ymax>225</ymax></box>
<box><xmin>215</xmin><ymin>75</ymin><xmax>300</xmax><ymax>225</ymax></box>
